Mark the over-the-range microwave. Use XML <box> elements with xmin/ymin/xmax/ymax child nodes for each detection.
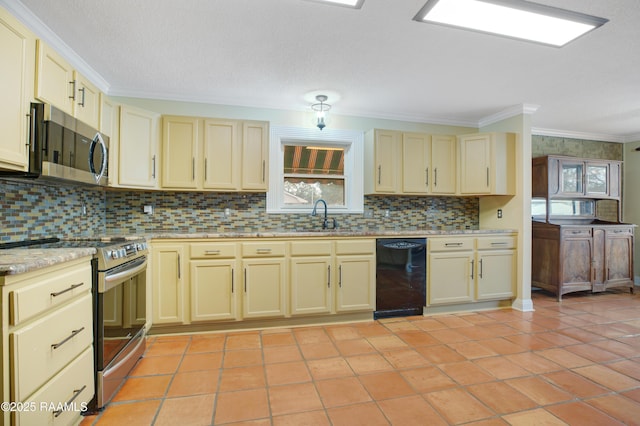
<box><xmin>0</xmin><ymin>103</ymin><xmax>109</xmax><ymax>186</ymax></box>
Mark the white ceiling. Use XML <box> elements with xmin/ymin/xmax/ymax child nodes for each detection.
<box><xmin>7</xmin><ymin>0</ymin><xmax>640</xmax><ymax>141</ymax></box>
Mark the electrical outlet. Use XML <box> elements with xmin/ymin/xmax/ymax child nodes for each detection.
<box><xmin>224</xmin><ymin>208</ymin><xmax>231</xmax><ymax>218</ymax></box>
<box><xmin>384</xmin><ymin>210</ymin><xmax>391</xmax><ymax>218</ymax></box>
<box><xmin>143</xmin><ymin>205</ymin><xmax>154</xmax><ymax>215</ymax></box>
<box><xmin>497</xmin><ymin>209</ymin><xmax>503</xmax><ymax>219</ymax></box>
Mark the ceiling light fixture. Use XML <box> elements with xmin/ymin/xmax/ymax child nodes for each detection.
<box><xmin>413</xmin><ymin>0</ymin><xmax>608</xmax><ymax>47</ymax></box>
<box><xmin>304</xmin><ymin>0</ymin><xmax>364</xmax><ymax>9</ymax></box>
<box><xmin>311</xmin><ymin>95</ymin><xmax>331</xmax><ymax>130</ymax></box>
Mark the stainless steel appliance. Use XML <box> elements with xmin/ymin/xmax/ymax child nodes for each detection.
<box><xmin>0</xmin><ymin>103</ymin><xmax>109</xmax><ymax>186</ymax></box>
<box><xmin>375</xmin><ymin>238</ymin><xmax>426</xmax><ymax>319</ymax></box>
<box><xmin>0</xmin><ymin>237</ymin><xmax>147</xmax><ymax>411</ymax></box>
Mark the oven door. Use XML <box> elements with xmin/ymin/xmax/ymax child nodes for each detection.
<box><xmin>96</xmin><ymin>256</ymin><xmax>147</xmax><ymax>408</ymax></box>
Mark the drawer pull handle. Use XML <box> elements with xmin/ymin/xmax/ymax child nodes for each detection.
<box><xmin>445</xmin><ymin>242</ymin><xmax>463</xmax><ymax>247</ymax></box>
<box><xmin>490</xmin><ymin>242</ymin><xmax>508</xmax><ymax>246</ymax></box>
<box><xmin>50</xmin><ymin>282</ymin><xmax>84</xmax><ymax>297</ymax></box>
<box><xmin>205</xmin><ymin>250</ymin><xmax>221</xmax><ymax>255</ymax></box>
<box><xmin>51</xmin><ymin>327</ymin><xmax>85</xmax><ymax>350</ymax></box>
<box><xmin>256</xmin><ymin>248</ymin><xmax>272</xmax><ymax>254</ymax></box>
<box><xmin>54</xmin><ymin>384</ymin><xmax>87</xmax><ymax>418</ymax></box>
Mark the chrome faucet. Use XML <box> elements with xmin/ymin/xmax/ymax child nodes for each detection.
<box><xmin>311</xmin><ymin>199</ymin><xmax>337</xmax><ymax>229</ymax></box>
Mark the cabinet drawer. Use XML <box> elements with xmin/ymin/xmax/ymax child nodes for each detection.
<box><xmin>476</xmin><ymin>236</ymin><xmax>517</xmax><ymax>250</ymax></box>
<box><xmin>429</xmin><ymin>238</ymin><xmax>474</xmax><ymax>251</ymax></box>
<box><xmin>290</xmin><ymin>240</ymin><xmax>332</xmax><ymax>257</ymax></box>
<box><xmin>10</xmin><ymin>262</ymin><xmax>92</xmax><ymax>326</ymax></box>
<box><xmin>335</xmin><ymin>239</ymin><xmax>375</xmax><ymax>255</ymax></box>
<box><xmin>11</xmin><ymin>293</ymin><xmax>93</xmax><ymax>400</ymax></box>
<box><xmin>15</xmin><ymin>347</ymin><xmax>94</xmax><ymax>426</ymax></box>
<box><xmin>562</xmin><ymin>228</ymin><xmax>591</xmax><ymax>238</ymax></box>
<box><xmin>606</xmin><ymin>227</ymin><xmax>634</xmax><ymax>236</ymax></box>
<box><xmin>241</xmin><ymin>242</ymin><xmax>286</xmax><ymax>257</ymax></box>
<box><xmin>191</xmin><ymin>242</ymin><xmax>237</xmax><ymax>259</ymax></box>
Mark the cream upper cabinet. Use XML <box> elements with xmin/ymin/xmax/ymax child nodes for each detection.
<box><xmin>100</xmin><ymin>95</ymin><xmax>120</xmax><ymax>185</ymax></box>
<box><xmin>162</xmin><ymin>116</ymin><xmax>200</xmax><ymax>189</ymax></box>
<box><xmin>118</xmin><ymin>104</ymin><xmax>160</xmax><ymax>188</ymax></box>
<box><xmin>35</xmin><ymin>40</ymin><xmax>100</xmax><ymax>128</ymax></box>
<box><xmin>402</xmin><ymin>133</ymin><xmax>457</xmax><ymax>195</ymax></box>
<box><xmin>204</xmin><ymin>119</ymin><xmax>240</xmax><ymax>189</ymax></box>
<box><xmin>430</xmin><ymin>134</ymin><xmax>457</xmax><ymax>194</ymax></box>
<box><xmin>365</xmin><ymin>129</ymin><xmax>401</xmax><ymax>194</ymax></box>
<box><xmin>241</xmin><ymin>121</ymin><xmax>269</xmax><ymax>191</ymax></box>
<box><xmin>0</xmin><ymin>7</ymin><xmax>35</xmax><ymax>171</ymax></box>
<box><xmin>35</xmin><ymin>40</ymin><xmax>74</xmax><ymax>114</ymax></box>
<box><xmin>73</xmin><ymin>71</ymin><xmax>100</xmax><ymax>128</ymax></box>
<box><xmin>160</xmin><ymin>116</ymin><xmax>267</xmax><ymax>191</ymax></box>
<box><xmin>402</xmin><ymin>132</ymin><xmax>431</xmax><ymax>194</ymax></box>
<box><xmin>458</xmin><ymin>132</ymin><xmax>515</xmax><ymax>195</ymax></box>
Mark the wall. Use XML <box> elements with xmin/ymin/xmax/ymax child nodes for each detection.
<box><xmin>623</xmin><ymin>140</ymin><xmax>640</xmax><ymax>282</ymax></box>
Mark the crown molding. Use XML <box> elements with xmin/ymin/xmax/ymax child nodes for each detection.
<box><xmin>531</xmin><ymin>127</ymin><xmax>627</xmax><ymax>143</ymax></box>
<box><xmin>478</xmin><ymin>104</ymin><xmax>540</xmax><ymax>128</ymax></box>
<box><xmin>2</xmin><ymin>0</ymin><xmax>110</xmax><ymax>93</ymax></box>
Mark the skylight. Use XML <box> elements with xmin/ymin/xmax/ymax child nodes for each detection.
<box><xmin>413</xmin><ymin>0</ymin><xmax>608</xmax><ymax>47</ymax></box>
<box><xmin>305</xmin><ymin>0</ymin><xmax>364</xmax><ymax>9</ymax></box>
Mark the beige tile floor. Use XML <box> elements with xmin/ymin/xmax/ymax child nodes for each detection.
<box><xmin>81</xmin><ymin>288</ymin><xmax>640</xmax><ymax>425</ymax></box>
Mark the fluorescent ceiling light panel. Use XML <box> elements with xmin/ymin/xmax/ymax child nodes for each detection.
<box><xmin>305</xmin><ymin>0</ymin><xmax>364</xmax><ymax>9</ymax></box>
<box><xmin>413</xmin><ymin>0</ymin><xmax>608</xmax><ymax>47</ymax></box>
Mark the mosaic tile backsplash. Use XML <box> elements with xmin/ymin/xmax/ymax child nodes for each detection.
<box><xmin>0</xmin><ymin>180</ymin><xmax>478</xmax><ymax>243</ymax></box>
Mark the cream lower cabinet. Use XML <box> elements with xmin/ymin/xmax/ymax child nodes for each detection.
<box><xmin>241</xmin><ymin>242</ymin><xmax>287</xmax><ymax>319</ymax></box>
<box><xmin>0</xmin><ymin>6</ymin><xmax>35</xmax><ymax>171</ymax></box>
<box><xmin>428</xmin><ymin>234</ymin><xmax>516</xmax><ymax>306</ymax></box>
<box><xmin>334</xmin><ymin>240</ymin><xmax>376</xmax><ymax>312</ymax></box>
<box><xmin>190</xmin><ymin>242</ymin><xmax>239</xmax><ymax>322</ymax></box>
<box><xmin>290</xmin><ymin>240</ymin><xmax>333</xmax><ymax>315</ymax></box>
<box><xmin>0</xmin><ymin>257</ymin><xmax>95</xmax><ymax>426</ymax></box>
<box><xmin>151</xmin><ymin>243</ymin><xmax>186</xmax><ymax>325</ymax></box>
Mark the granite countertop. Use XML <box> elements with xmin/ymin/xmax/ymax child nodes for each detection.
<box><xmin>0</xmin><ymin>228</ymin><xmax>517</xmax><ymax>277</ymax></box>
<box><xmin>150</xmin><ymin>228</ymin><xmax>517</xmax><ymax>239</ymax></box>
<box><xmin>0</xmin><ymin>248</ymin><xmax>96</xmax><ymax>277</ymax></box>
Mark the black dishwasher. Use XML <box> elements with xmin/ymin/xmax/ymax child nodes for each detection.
<box><xmin>375</xmin><ymin>238</ymin><xmax>426</xmax><ymax>319</ymax></box>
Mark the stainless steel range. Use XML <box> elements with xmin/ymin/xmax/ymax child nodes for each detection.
<box><xmin>0</xmin><ymin>237</ymin><xmax>148</xmax><ymax>411</ymax></box>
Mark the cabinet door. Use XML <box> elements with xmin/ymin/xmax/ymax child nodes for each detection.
<box><xmin>152</xmin><ymin>244</ymin><xmax>185</xmax><ymax>324</ymax></box>
<box><xmin>476</xmin><ymin>250</ymin><xmax>516</xmax><ymax>300</ymax></box>
<box><xmin>428</xmin><ymin>251</ymin><xmax>474</xmax><ymax>305</ymax></box>
<box><xmin>119</xmin><ymin>105</ymin><xmax>159</xmax><ymax>188</ymax></box>
<box><xmin>585</xmin><ymin>162</ymin><xmax>609</xmax><ymax>197</ymax></box>
<box><xmin>35</xmin><ymin>40</ymin><xmax>75</xmax><ymax>114</ymax></box>
<box><xmin>373</xmin><ymin>130</ymin><xmax>400</xmax><ymax>193</ymax></box>
<box><xmin>561</xmin><ymin>232</ymin><xmax>592</xmax><ymax>289</ymax></box>
<box><xmin>241</xmin><ymin>121</ymin><xmax>268</xmax><ymax>190</ymax></box>
<box><xmin>335</xmin><ymin>255</ymin><xmax>375</xmax><ymax>312</ymax></box>
<box><xmin>459</xmin><ymin>134</ymin><xmax>491</xmax><ymax>194</ymax></box>
<box><xmin>559</xmin><ymin>160</ymin><xmax>584</xmax><ymax>196</ymax></box>
<box><xmin>73</xmin><ymin>72</ymin><xmax>100</xmax><ymax>128</ymax></box>
<box><xmin>0</xmin><ymin>8</ymin><xmax>34</xmax><ymax>170</ymax></box>
<box><xmin>203</xmin><ymin>119</ymin><xmax>240</xmax><ymax>190</ymax></box>
<box><xmin>290</xmin><ymin>257</ymin><xmax>332</xmax><ymax>315</ymax></box>
<box><xmin>162</xmin><ymin>116</ymin><xmax>200</xmax><ymax>189</ymax></box>
<box><xmin>402</xmin><ymin>132</ymin><xmax>430</xmax><ymax>194</ymax></box>
<box><xmin>431</xmin><ymin>135</ymin><xmax>456</xmax><ymax>194</ymax></box>
<box><xmin>190</xmin><ymin>259</ymin><xmax>238</xmax><ymax>322</ymax></box>
<box><xmin>242</xmin><ymin>258</ymin><xmax>286</xmax><ymax>318</ymax></box>
<box><xmin>605</xmin><ymin>229</ymin><xmax>633</xmax><ymax>286</ymax></box>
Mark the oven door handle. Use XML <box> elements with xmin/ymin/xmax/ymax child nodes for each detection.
<box><xmin>102</xmin><ymin>257</ymin><xmax>147</xmax><ymax>293</ymax></box>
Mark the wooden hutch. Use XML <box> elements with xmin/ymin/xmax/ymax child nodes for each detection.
<box><xmin>531</xmin><ymin>155</ymin><xmax>635</xmax><ymax>300</ymax></box>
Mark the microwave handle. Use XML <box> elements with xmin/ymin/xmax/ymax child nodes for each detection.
<box><xmin>89</xmin><ymin>132</ymin><xmax>108</xmax><ymax>183</ymax></box>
